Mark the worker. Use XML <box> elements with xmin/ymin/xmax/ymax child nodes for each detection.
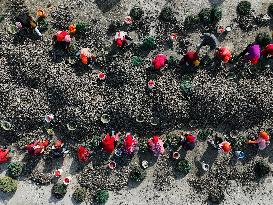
<box><xmin>219</xmin><ymin>141</ymin><xmax>232</xmax><ymax>154</ymax></box>
<box><xmin>248</xmin><ymin>131</ymin><xmax>270</xmax><ymax>150</ymax></box>
<box><xmin>15</xmin><ymin>13</ymin><xmax>42</xmax><ymax>36</ymax></box>
<box><xmin>77</xmin><ymin>48</ymin><xmax>96</xmax><ymax>65</ymax></box>
<box><xmin>123</xmin><ymin>133</ymin><xmax>137</xmax><ymax>154</ymax></box>
<box><xmin>180</xmin><ymin>50</ymin><xmax>200</xmax><ymax>67</ymax></box>
<box><xmin>181</xmin><ymin>133</ymin><xmax>196</xmax><ymax>151</ymax></box>
<box><xmin>216</xmin><ymin>47</ymin><xmax>232</xmax><ymax>63</ymax></box>
<box><xmin>53</xmin><ymin>31</ymin><xmax>71</xmax><ymax>50</ymax></box>
<box><xmin>77</xmin><ymin>145</ymin><xmax>92</xmax><ymax>162</ymax></box>
<box><xmin>114</xmin><ymin>31</ymin><xmax>132</xmax><ymax>47</ymax></box>
<box><xmin>261</xmin><ymin>44</ymin><xmax>273</xmax><ymax>59</ymax></box>
<box><xmin>0</xmin><ymin>147</ymin><xmax>10</xmax><ymax>163</ymax></box>
<box><xmin>197</xmin><ymin>33</ymin><xmax>219</xmax><ymax>51</ymax></box>
<box><xmin>51</xmin><ymin>139</ymin><xmax>67</xmax><ymax>157</ymax></box>
<box><xmin>237</xmin><ymin>44</ymin><xmax>260</xmax><ymax>65</ymax></box>
<box><xmin>147</xmin><ymin>135</ymin><xmax>165</xmax><ymax>156</ymax></box>
<box><xmin>101</xmin><ymin>133</ymin><xmax>117</xmax><ymax>153</ymax></box>
<box><xmin>152</xmin><ymin>53</ymin><xmax>168</xmax><ymax>70</ymax></box>
<box><xmin>25</xmin><ymin>139</ymin><xmax>49</xmax><ymax>156</ymax></box>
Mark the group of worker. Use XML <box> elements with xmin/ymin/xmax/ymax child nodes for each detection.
<box><xmin>1</xmin><ymin>9</ymin><xmax>271</xmax><ymax>166</ymax></box>
<box><xmin>14</xmin><ymin>10</ymin><xmax>273</xmax><ymax>76</ymax></box>
<box><xmin>25</xmin><ymin>139</ymin><xmax>68</xmax><ymax>157</ymax></box>
<box><xmin>0</xmin><ymin>128</ymin><xmax>270</xmax><ymax>164</ymax></box>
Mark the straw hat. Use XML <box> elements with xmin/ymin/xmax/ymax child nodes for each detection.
<box><xmin>259</xmin><ymin>131</ymin><xmax>270</xmax><ymax>141</ymax></box>
<box><xmin>220</xmin><ymin>141</ymin><xmax>231</xmax><ymax>153</ymax></box>
<box><xmin>37</xmin><ymin>9</ymin><xmax>47</xmax><ymax>18</ymax></box>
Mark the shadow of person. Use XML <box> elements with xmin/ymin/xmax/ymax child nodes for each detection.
<box><xmin>13</xmin><ymin>29</ymin><xmax>41</xmax><ymax>45</ymax></box>
<box><xmin>209</xmin><ymin>0</ymin><xmax>225</xmax><ymax>6</ymax></box>
<box><xmin>48</xmin><ymin>47</ymin><xmax>69</xmax><ymax>63</ymax></box>
<box><xmin>48</xmin><ymin>192</ymin><xmax>64</xmax><ymax>203</ymax></box>
<box><xmin>12</xmin><ymin>30</ymin><xmax>28</xmax><ymax>45</ymax></box>
<box><xmin>46</xmin><ymin>86</ymin><xmax>68</xmax><ymax>114</ymax></box>
<box><xmin>127</xmin><ymin>177</ymin><xmax>144</xmax><ymax>189</ymax></box>
<box><xmin>196</xmin><ymin>145</ymin><xmax>218</xmax><ymax>176</ymax></box>
<box><xmin>269</xmin><ymin>19</ymin><xmax>273</xmax><ymax>31</ymax></box>
<box><xmin>104</xmin><ymin>69</ymin><xmax>129</xmax><ymax>89</ymax></box>
<box><xmin>95</xmin><ymin>0</ymin><xmax>121</xmax><ymax>13</ymax></box>
<box><xmin>21</xmin><ymin>155</ymin><xmax>41</xmax><ymax>178</ymax></box>
<box><xmin>70</xmin><ymin>60</ymin><xmax>93</xmax><ymax>76</ymax></box>
<box><xmin>138</xmin><ymin>150</ymin><xmax>158</xmax><ymax>167</ymax></box>
<box><xmin>0</xmin><ymin>191</ymin><xmax>16</xmax><ymax>204</ymax></box>
<box><xmin>105</xmin><ymin>43</ymin><xmax>131</xmax><ymax>62</ymax></box>
<box><xmin>0</xmin><ymin>130</ymin><xmax>19</xmax><ymax>145</ymax></box>
<box><xmin>168</xmin><ymin>151</ymin><xmax>188</xmax><ymax>179</ymax></box>
<box><xmin>0</xmin><ymin>163</ymin><xmax>8</xmax><ymax>174</ymax></box>
<box><xmin>43</xmin><ymin>156</ymin><xmax>64</xmax><ymax>174</ymax></box>
<box><xmin>111</xmin><ymin>152</ymin><xmax>133</xmax><ymax>168</ymax></box>
<box><xmin>69</xmin><ymin>157</ymin><xmax>85</xmax><ymax>175</ymax></box>
<box><xmin>6</xmin><ymin>61</ymin><xmax>42</xmax><ymax>89</ymax></box>
<box><xmin>91</xmin><ymin>150</ymin><xmax>111</xmax><ymax>167</ymax></box>
<box><xmin>258</xmin><ymin>141</ymin><xmax>273</xmax><ymax>162</ymax></box>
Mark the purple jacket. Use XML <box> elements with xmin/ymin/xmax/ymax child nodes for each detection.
<box><xmin>245</xmin><ymin>44</ymin><xmax>260</xmax><ymax>60</ymax></box>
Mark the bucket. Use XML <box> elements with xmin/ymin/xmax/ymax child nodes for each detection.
<box><xmin>63</xmin><ymin>176</ymin><xmax>72</xmax><ymax>185</ymax></box>
<box><xmin>44</xmin><ymin>114</ymin><xmax>54</xmax><ymax>123</ymax></box>
<box><xmin>141</xmin><ymin>160</ymin><xmax>148</xmax><ymax>169</ymax></box>
<box><xmin>172</xmin><ymin>152</ymin><xmax>180</xmax><ymax>160</ymax></box>
<box><xmin>98</xmin><ymin>72</ymin><xmax>106</xmax><ymax>80</ymax></box>
<box><xmin>108</xmin><ymin>161</ymin><xmax>116</xmax><ymax>169</ymax></box>
<box><xmin>235</xmin><ymin>151</ymin><xmax>245</xmax><ymax>160</ymax></box>
<box><xmin>0</xmin><ymin>121</ymin><xmax>12</xmax><ymax>130</ymax></box>
<box><xmin>136</xmin><ymin>115</ymin><xmax>144</xmax><ymax>123</ymax></box>
<box><xmin>189</xmin><ymin>120</ymin><xmax>198</xmax><ymax>128</ymax></box>
<box><xmin>225</xmin><ymin>26</ymin><xmax>232</xmax><ymax>32</ymax></box>
<box><xmin>150</xmin><ymin>117</ymin><xmax>159</xmax><ymax>126</ymax></box>
<box><xmin>66</xmin><ymin>123</ymin><xmax>76</xmax><ymax>131</ymax></box>
<box><xmin>55</xmin><ymin>169</ymin><xmax>63</xmax><ymax>177</ymax></box>
<box><xmin>115</xmin><ymin>149</ymin><xmax>122</xmax><ymax>157</ymax></box>
<box><xmin>201</xmin><ymin>162</ymin><xmax>209</xmax><ymax>171</ymax></box>
<box><xmin>101</xmin><ymin>114</ymin><xmax>110</xmax><ymax>124</ymax></box>
<box><xmin>34</xmin><ymin>27</ymin><xmax>42</xmax><ymax>37</ymax></box>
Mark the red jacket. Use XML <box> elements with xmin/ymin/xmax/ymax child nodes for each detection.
<box><xmin>114</xmin><ymin>31</ymin><xmax>128</xmax><ymax>47</ymax></box>
<box><xmin>217</xmin><ymin>47</ymin><xmax>231</xmax><ymax>63</ymax></box>
<box><xmin>0</xmin><ymin>148</ymin><xmax>10</xmax><ymax>163</ymax></box>
<box><xmin>26</xmin><ymin>139</ymin><xmax>49</xmax><ymax>156</ymax></box>
<box><xmin>185</xmin><ymin>134</ymin><xmax>196</xmax><ymax>143</ymax></box>
<box><xmin>56</xmin><ymin>31</ymin><xmax>69</xmax><ymax>42</ymax></box>
<box><xmin>183</xmin><ymin>51</ymin><xmax>199</xmax><ymax>65</ymax></box>
<box><xmin>124</xmin><ymin>134</ymin><xmax>133</xmax><ymax>148</ymax></box>
<box><xmin>101</xmin><ymin>133</ymin><xmax>115</xmax><ymax>153</ymax></box>
<box><xmin>147</xmin><ymin>135</ymin><xmax>159</xmax><ymax>148</ymax></box>
<box><xmin>261</xmin><ymin>44</ymin><xmax>273</xmax><ymax>57</ymax></box>
<box><xmin>77</xmin><ymin>146</ymin><xmax>91</xmax><ymax>162</ymax></box>
<box><xmin>124</xmin><ymin>134</ymin><xmax>137</xmax><ymax>154</ymax></box>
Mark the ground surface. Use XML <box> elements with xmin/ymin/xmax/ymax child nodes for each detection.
<box><xmin>0</xmin><ymin>0</ymin><xmax>273</xmax><ymax>204</ymax></box>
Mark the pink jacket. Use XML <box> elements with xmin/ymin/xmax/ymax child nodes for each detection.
<box><xmin>152</xmin><ymin>54</ymin><xmax>167</xmax><ymax>70</ymax></box>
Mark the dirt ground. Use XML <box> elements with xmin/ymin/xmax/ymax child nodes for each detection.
<box><xmin>1</xmin><ymin>0</ymin><xmax>273</xmax><ymax>204</ymax></box>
